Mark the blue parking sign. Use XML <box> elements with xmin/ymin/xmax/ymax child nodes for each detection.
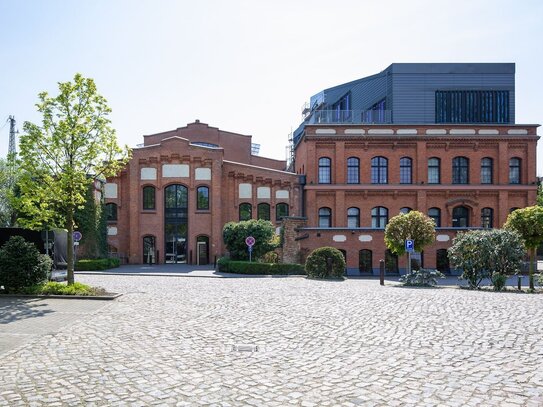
<box><xmin>405</xmin><ymin>239</ymin><xmax>415</xmax><ymax>252</ymax></box>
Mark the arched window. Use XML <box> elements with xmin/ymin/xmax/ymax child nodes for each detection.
<box><xmin>385</xmin><ymin>250</ymin><xmax>399</xmax><ymax>274</ymax></box>
<box><xmin>480</xmin><ymin>158</ymin><xmax>493</xmax><ymax>184</ymax></box>
<box><xmin>428</xmin><ymin>207</ymin><xmax>441</xmax><ymax>227</ymax></box>
<box><xmin>196</xmin><ymin>186</ymin><xmax>209</xmax><ymax>210</ymax></box>
<box><xmin>318</xmin><ymin>157</ymin><xmax>331</xmax><ymax>184</ymax></box>
<box><xmin>347</xmin><ymin>207</ymin><xmax>360</xmax><ymax>228</ymax></box>
<box><xmin>239</xmin><ymin>203</ymin><xmax>252</xmax><ymax>221</ymax></box>
<box><xmin>452</xmin><ymin>206</ymin><xmax>470</xmax><ymax>227</ymax></box>
<box><xmin>276</xmin><ymin>203</ymin><xmax>289</xmax><ymax>221</ymax></box>
<box><xmin>143</xmin><ymin>236</ymin><xmax>156</xmax><ymax>264</ymax></box>
<box><xmin>452</xmin><ymin>156</ymin><xmax>469</xmax><ymax>184</ymax></box>
<box><xmin>143</xmin><ymin>186</ymin><xmax>156</xmax><ymax>210</ymax></box>
<box><xmin>436</xmin><ymin>249</ymin><xmax>450</xmax><ymax>274</ymax></box>
<box><xmin>257</xmin><ymin>203</ymin><xmax>270</xmax><ymax>221</ymax></box>
<box><xmin>359</xmin><ymin>250</ymin><xmax>372</xmax><ymax>274</ymax></box>
<box><xmin>371</xmin><ymin>156</ymin><xmax>388</xmax><ymax>184</ymax></box>
<box><xmin>481</xmin><ymin>207</ymin><xmax>493</xmax><ymax>228</ymax></box>
<box><xmin>400</xmin><ymin>157</ymin><xmax>412</xmax><ymax>184</ymax></box>
<box><xmin>105</xmin><ymin>203</ymin><xmax>117</xmax><ymax>221</ymax></box>
<box><xmin>509</xmin><ymin>157</ymin><xmax>521</xmax><ymax>184</ymax></box>
<box><xmin>371</xmin><ymin>206</ymin><xmax>388</xmax><ymax>228</ymax></box>
<box><xmin>428</xmin><ymin>157</ymin><xmax>441</xmax><ymax>184</ymax></box>
<box><xmin>346</xmin><ymin>157</ymin><xmax>360</xmax><ymax>184</ymax></box>
<box><xmin>319</xmin><ymin>207</ymin><xmax>332</xmax><ymax>227</ymax></box>
<box><xmin>399</xmin><ymin>207</ymin><xmax>412</xmax><ymax>214</ymax></box>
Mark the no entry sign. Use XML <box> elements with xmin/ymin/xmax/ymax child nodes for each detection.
<box><xmin>245</xmin><ymin>236</ymin><xmax>255</xmax><ymax>247</ymax></box>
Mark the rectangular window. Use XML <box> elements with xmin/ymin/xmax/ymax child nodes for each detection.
<box><xmin>435</xmin><ymin>90</ymin><xmax>510</xmax><ymax>124</ymax></box>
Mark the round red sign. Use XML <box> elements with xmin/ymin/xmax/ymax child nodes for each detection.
<box><xmin>245</xmin><ymin>236</ymin><xmax>255</xmax><ymax>247</ymax></box>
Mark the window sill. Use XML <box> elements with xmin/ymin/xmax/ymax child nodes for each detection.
<box><xmin>141</xmin><ymin>210</ymin><xmax>157</xmax><ymax>214</ymax></box>
<box><xmin>196</xmin><ymin>210</ymin><xmax>211</xmax><ymax>214</ymax></box>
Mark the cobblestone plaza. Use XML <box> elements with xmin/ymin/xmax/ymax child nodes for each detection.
<box><xmin>1</xmin><ymin>275</ymin><xmax>542</xmax><ymax>406</ymax></box>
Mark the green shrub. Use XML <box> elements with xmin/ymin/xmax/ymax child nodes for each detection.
<box><xmin>0</xmin><ymin>236</ymin><xmax>52</xmax><ymax>292</ymax></box>
<box><xmin>75</xmin><ymin>258</ymin><xmax>120</xmax><ymax>271</ymax></box>
<box><xmin>14</xmin><ymin>281</ymin><xmax>107</xmax><ymax>296</ymax></box>
<box><xmin>400</xmin><ymin>268</ymin><xmax>445</xmax><ymax>287</ymax></box>
<box><xmin>305</xmin><ymin>247</ymin><xmax>345</xmax><ymax>279</ymax></box>
<box><xmin>491</xmin><ymin>273</ymin><xmax>507</xmax><ymax>291</ymax></box>
<box><xmin>217</xmin><ymin>258</ymin><xmax>305</xmax><ymax>275</ymax></box>
<box><xmin>222</xmin><ymin>219</ymin><xmax>277</xmax><ymax>260</ymax></box>
<box><xmin>261</xmin><ymin>251</ymin><xmax>279</xmax><ymax>264</ymax></box>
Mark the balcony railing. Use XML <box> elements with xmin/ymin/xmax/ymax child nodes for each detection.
<box><xmin>306</xmin><ymin>109</ymin><xmax>392</xmax><ymax>125</ymax></box>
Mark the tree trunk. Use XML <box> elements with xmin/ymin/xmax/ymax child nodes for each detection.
<box><xmin>67</xmin><ymin>207</ymin><xmax>74</xmax><ymax>285</ymax></box>
<box><xmin>529</xmin><ymin>247</ymin><xmax>535</xmax><ymax>291</ymax></box>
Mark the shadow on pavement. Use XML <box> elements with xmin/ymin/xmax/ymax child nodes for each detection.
<box><xmin>0</xmin><ymin>298</ymin><xmax>54</xmax><ymax>324</ymax></box>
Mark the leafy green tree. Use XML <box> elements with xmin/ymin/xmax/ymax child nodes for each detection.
<box><xmin>384</xmin><ymin>211</ymin><xmax>435</xmax><ymax>259</ymax></box>
<box><xmin>504</xmin><ymin>206</ymin><xmax>543</xmax><ymax>290</ymax></box>
<box><xmin>74</xmin><ymin>182</ymin><xmax>107</xmax><ymax>259</ymax></box>
<box><xmin>17</xmin><ymin>74</ymin><xmax>130</xmax><ymax>285</ymax></box>
<box><xmin>0</xmin><ymin>158</ymin><xmax>19</xmax><ymax>226</ymax></box>
<box><xmin>537</xmin><ymin>181</ymin><xmax>543</xmax><ymax>207</ymax></box>
<box><xmin>222</xmin><ymin>219</ymin><xmax>277</xmax><ymax>260</ymax></box>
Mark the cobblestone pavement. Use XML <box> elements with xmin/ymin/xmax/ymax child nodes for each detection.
<box><xmin>0</xmin><ymin>275</ymin><xmax>542</xmax><ymax>406</ymax></box>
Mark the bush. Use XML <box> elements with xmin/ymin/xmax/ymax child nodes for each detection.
<box><xmin>491</xmin><ymin>273</ymin><xmax>507</xmax><ymax>291</ymax></box>
<box><xmin>75</xmin><ymin>258</ymin><xmax>120</xmax><ymax>271</ymax></box>
<box><xmin>261</xmin><ymin>251</ymin><xmax>279</xmax><ymax>264</ymax></box>
<box><xmin>222</xmin><ymin>219</ymin><xmax>277</xmax><ymax>261</ymax></box>
<box><xmin>400</xmin><ymin>268</ymin><xmax>445</xmax><ymax>287</ymax></box>
<box><xmin>305</xmin><ymin>247</ymin><xmax>345</xmax><ymax>279</ymax></box>
<box><xmin>217</xmin><ymin>258</ymin><xmax>305</xmax><ymax>275</ymax></box>
<box><xmin>0</xmin><ymin>236</ymin><xmax>52</xmax><ymax>292</ymax></box>
<box><xmin>13</xmin><ymin>281</ymin><xmax>107</xmax><ymax>296</ymax></box>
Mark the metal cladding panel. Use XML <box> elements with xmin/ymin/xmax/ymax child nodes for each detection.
<box><xmin>391</xmin><ymin>71</ymin><xmax>515</xmax><ymax>123</ymax></box>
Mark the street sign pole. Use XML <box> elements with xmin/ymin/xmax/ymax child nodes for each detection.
<box><xmin>245</xmin><ymin>236</ymin><xmax>255</xmax><ymax>263</ymax></box>
<box><xmin>405</xmin><ymin>239</ymin><xmax>415</xmax><ymax>275</ymax></box>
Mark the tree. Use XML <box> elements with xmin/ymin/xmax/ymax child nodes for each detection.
<box><xmin>222</xmin><ymin>219</ymin><xmax>278</xmax><ymax>260</ymax></box>
<box><xmin>537</xmin><ymin>181</ymin><xmax>543</xmax><ymax>207</ymax></box>
<box><xmin>17</xmin><ymin>74</ymin><xmax>130</xmax><ymax>285</ymax></box>
<box><xmin>384</xmin><ymin>210</ymin><xmax>435</xmax><ymax>257</ymax></box>
<box><xmin>504</xmin><ymin>206</ymin><xmax>543</xmax><ymax>290</ymax></box>
<box><xmin>0</xmin><ymin>158</ymin><xmax>19</xmax><ymax>226</ymax></box>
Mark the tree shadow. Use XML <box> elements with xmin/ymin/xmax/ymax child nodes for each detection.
<box><xmin>0</xmin><ymin>298</ymin><xmax>54</xmax><ymax>324</ymax></box>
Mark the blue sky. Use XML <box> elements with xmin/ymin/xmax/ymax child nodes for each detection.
<box><xmin>0</xmin><ymin>0</ymin><xmax>542</xmax><ymax>174</ymax></box>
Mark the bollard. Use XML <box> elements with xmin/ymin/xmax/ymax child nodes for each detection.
<box><xmin>379</xmin><ymin>259</ymin><xmax>385</xmax><ymax>286</ymax></box>
<box><xmin>517</xmin><ymin>275</ymin><xmax>521</xmax><ymax>291</ymax></box>
<box><xmin>326</xmin><ymin>257</ymin><xmax>332</xmax><ymax>275</ymax></box>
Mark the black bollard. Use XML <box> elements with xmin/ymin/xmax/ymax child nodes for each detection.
<box><xmin>379</xmin><ymin>259</ymin><xmax>385</xmax><ymax>286</ymax></box>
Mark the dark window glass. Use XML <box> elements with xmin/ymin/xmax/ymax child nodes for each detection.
<box><xmin>164</xmin><ymin>185</ymin><xmax>188</xmax><ymax>264</ymax></box>
<box><xmin>481</xmin><ymin>158</ymin><xmax>493</xmax><ymax>184</ymax></box>
<box><xmin>276</xmin><ymin>203</ymin><xmax>289</xmax><ymax>221</ymax></box>
<box><xmin>196</xmin><ymin>186</ymin><xmax>209</xmax><ymax>210</ymax></box>
<box><xmin>509</xmin><ymin>157</ymin><xmax>521</xmax><ymax>184</ymax></box>
<box><xmin>428</xmin><ymin>207</ymin><xmax>441</xmax><ymax>227</ymax></box>
<box><xmin>143</xmin><ymin>186</ymin><xmax>156</xmax><ymax>210</ymax></box>
<box><xmin>385</xmin><ymin>250</ymin><xmax>399</xmax><ymax>274</ymax></box>
<box><xmin>359</xmin><ymin>250</ymin><xmax>373</xmax><ymax>274</ymax></box>
<box><xmin>509</xmin><ymin>207</ymin><xmax>520</xmax><ymax>213</ymax></box>
<box><xmin>452</xmin><ymin>206</ymin><xmax>470</xmax><ymax>227</ymax></box>
<box><xmin>428</xmin><ymin>158</ymin><xmax>440</xmax><ymax>184</ymax></box>
<box><xmin>452</xmin><ymin>157</ymin><xmax>469</xmax><ymax>184</ymax></box>
<box><xmin>318</xmin><ymin>157</ymin><xmax>331</xmax><ymax>184</ymax></box>
<box><xmin>346</xmin><ymin>157</ymin><xmax>359</xmax><ymax>184</ymax></box>
<box><xmin>347</xmin><ymin>207</ymin><xmax>360</xmax><ymax>228</ymax></box>
<box><xmin>371</xmin><ymin>156</ymin><xmax>388</xmax><ymax>184</ymax></box>
<box><xmin>239</xmin><ymin>203</ymin><xmax>252</xmax><ymax>221</ymax></box>
<box><xmin>435</xmin><ymin>90</ymin><xmax>510</xmax><ymax>124</ymax></box>
<box><xmin>257</xmin><ymin>203</ymin><xmax>270</xmax><ymax>221</ymax></box>
<box><xmin>400</xmin><ymin>157</ymin><xmax>412</xmax><ymax>184</ymax></box>
<box><xmin>400</xmin><ymin>207</ymin><xmax>412</xmax><ymax>214</ymax></box>
<box><xmin>371</xmin><ymin>206</ymin><xmax>388</xmax><ymax>228</ymax></box>
<box><xmin>143</xmin><ymin>236</ymin><xmax>156</xmax><ymax>264</ymax></box>
<box><xmin>481</xmin><ymin>207</ymin><xmax>493</xmax><ymax>228</ymax></box>
<box><xmin>106</xmin><ymin>203</ymin><xmax>117</xmax><ymax>221</ymax></box>
<box><xmin>436</xmin><ymin>249</ymin><xmax>450</xmax><ymax>274</ymax></box>
<box><xmin>319</xmin><ymin>207</ymin><xmax>332</xmax><ymax>227</ymax></box>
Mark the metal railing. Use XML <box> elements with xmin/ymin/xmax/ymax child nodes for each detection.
<box><xmin>306</xmin><ymin>109</ymin><xmax>392</xmax><ymax>124</ymax></box>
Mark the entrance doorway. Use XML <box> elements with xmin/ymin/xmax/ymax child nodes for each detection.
<box><xmin>196</xmin><ymin>236</ymin><xmax>209</xmax><ymax>265</ymax></box>
<box><xmin>143</xmin><ymin>236</ymin><xmax>156</xmax><ymax>264</ymax></box>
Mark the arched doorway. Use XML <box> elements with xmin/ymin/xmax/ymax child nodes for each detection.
<box><xmin>196</xmin><ymin>236</ymin><xmax>209</xmax><ymax>265</ymax></box>
<box><xmin>143</xmin><ymin>236</ymin><xmax>156</xmax><ymax>264</ymax></box>
<box><xmin>164</xmin><ymin>184</ymin><xmax>188</xmax><ymax>264</ymax></box>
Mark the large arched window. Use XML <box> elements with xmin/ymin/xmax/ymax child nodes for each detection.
<box><xmin>257</xmin><ymin>203</ymin><xmax>270</xmax><ymax>221</ymax></box>
<box><xmin>385</xmin><ymin>250</ymin><xmax>399</xmax><ymax>274</ymax></box>
<box><xmin>481</xmin><ymin>207</ymin><xmax>493</xmax><ymax>228</ymax></box>
<box><xmin>452</xmin><ymin>156</ymin><xmax>469</xmax><ymax>184</ymax></box>
<box><xmin>347</xmin><ymin>207</ymin><xmax>360</xmax><ymax>228</ymax></box>
<box><xmin>319</xmin><ymin>207</ymin><xmax>332</xmax><ymax>227</ymax></box>
<box><xmin>452</xmin><ymin>206</ymin><xmax>470</xmax><ymax>227</ymax></box>
<box><xmin>371</xmin><ymin>206</ymin><xmax>388</xmax><ymax>228</ymax></box>
<box><xmin>400</xmin><ymin>157</ymin><xmax>412</xmax><ymax>184</ymax></box>
<box><xmin>346</xmin><ymin>157</ymin><xmax>360</xmax><ymax>184</ymax></box>
<box><xmin>436</xmin><ymin>249</ymin><xmax>450</xmax><ymax>274</ymax></box>
<box><xmin>509</xmin><ymin>157</ymin><xmax>521</xmax><ymax>184</ymax></box>
<box><xmin>239</xmin><ymin>203</ymin><xmax>252</xmax><ymax>221</ymax></box>
<box><xmin>276</xmin><ymin>203</ymin><xmax>289</xmax><ymax>221</ymax></box>
<box><xmin>105</xmin><ymin>203</ymin><xmax>117</xmax><ymax>221</ymax></box>
<box><xmin>428</xmin><ymin>207</ymin><xmax>441</xmax><ymax>227</ymax></box>
<box><xmin>196</xmin><ymin>186</ymin><xmax>209</xmax><ymax>210</ymax></box>
<box><xmin>164</xmin><ymin>184</ymin><xmax>188</xmax><ymax>264</ymax></box>
<box><xmin>318</xmin><ymin>157</ymin><xmax>331</xmax><ymax>184</ymax></box>
<box><xmin>480</xmin><ymin>158</ymin><xmax>493</xmax><ymax>184</ymax></box>
<box><xmin>359</xmin><ymin>250</ymin><xmax>372</xmax><ymax>274</ymax></box>
<box><xmin>428</xmin><ymin>157</ymin><xmax>441</xmax><ymax>184</ymax></box>
<box><xmin>143</xmin><ymin>186</ymin><xmax>156</xmax><ymax>210</ymax></box>
<box><xmin>371</xmin><ymin>156</ymin><xmax>388</xmax><ymax>184</ymax></box>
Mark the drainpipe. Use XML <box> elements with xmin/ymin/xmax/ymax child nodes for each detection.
<box><xmin>298</xmin><ymin>174</ymin><xmax>306</xmax><ymax>217</ymax></box>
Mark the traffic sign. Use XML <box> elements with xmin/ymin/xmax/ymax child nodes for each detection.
<box><xmin>405</xmin><ymin>239</ymin><xmax>415</xmax><ymax>253</ymax></box>
<box><xmin>245</xmin><ymin>236</ymin><xmax>255</xmax><ymax>247</ymax></box>
<box><xmin>73</xmin><ymin>231</ymin><xmax>82</xmax><ymax>242</ymax></box>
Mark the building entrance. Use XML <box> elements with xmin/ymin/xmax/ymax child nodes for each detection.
<box><xmin>164</xmin><ymin>184</ymin><xmax>188</xmax><ymax>264</ymax></box>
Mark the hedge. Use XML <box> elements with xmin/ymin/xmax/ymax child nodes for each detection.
<box><xmin>217</xmin><ymin>258</ymin><xmax>305</xmax><ymax>275</ymax></box>
<box><xmin>75</xmin><ymin>258</ymin><xmax>120</xmax><ymax>271</ymax></box>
